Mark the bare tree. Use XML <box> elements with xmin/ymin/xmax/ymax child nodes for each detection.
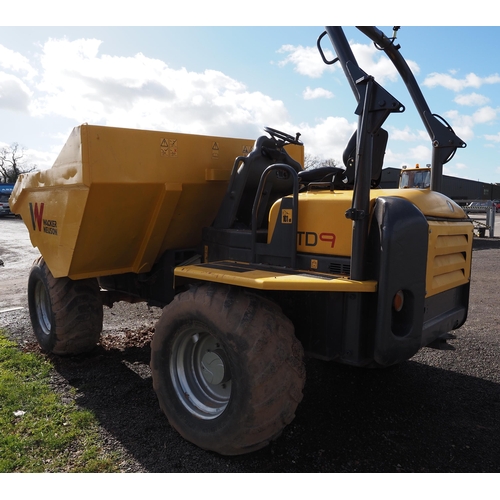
<box><xmin>0</xmin><ymin>143</ymin><xmax>37</xmax><ymax>183</ymax></box>
<box><xmin>304</xmin><ymin>153</ymin><xmax>340</xmax><ymax>170</ymax></box>
<box><xmin>321</xmin><ymin>158</ymin><xmax>340</xmax><ymax>168</ymax></box>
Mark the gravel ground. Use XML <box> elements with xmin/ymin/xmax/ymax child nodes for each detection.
<box><xmin>1</xmin><ymin>216</ymin><xmax>499</xmax><ymax>473</ymax></box>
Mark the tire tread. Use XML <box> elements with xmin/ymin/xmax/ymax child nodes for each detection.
<box><xmin>29</xmin><ymin>256</ymin><xmax>103</xmax><ymax>355</ymax></box>
<box><xmin>151</xmin><ymin>283</ymin><xmax>305</xmax><ymax>455</ymax></box>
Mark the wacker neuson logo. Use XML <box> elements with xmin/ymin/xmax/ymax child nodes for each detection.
<box><xmin>29</xmin><ymin>202</ymin><xmax>58</xmax><ymax>235</ymax></box>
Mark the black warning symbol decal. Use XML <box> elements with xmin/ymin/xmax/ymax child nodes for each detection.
<box><xmin>281</xmin><ymin>209</ymin><xmax>292</xmax><ymax>224</ymax></box>
<box><xmin>160</xmin><ymin>138</ymin><xmax>178</xmax><ymax>157</ymax></box>
<box><xmin>212</xmin><ymin>142</ymin><xmax>220</xmax><ymax>159</ymax></box>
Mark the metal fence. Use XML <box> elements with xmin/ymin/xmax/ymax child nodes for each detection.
<box><xmin>457</xmin><ymin>200</ymin><xmax>496</xmax><ymax>238</ymax></box>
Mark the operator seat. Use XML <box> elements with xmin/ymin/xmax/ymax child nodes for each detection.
<box><xmin>298</xmin><ymin>165</ymin><xmax>346</xmax><ymax>186</ymax></box>
<box><xmin>337</xmin><ymin>128</ymin><xmax>388</xmax><ymax>189</ymax></box>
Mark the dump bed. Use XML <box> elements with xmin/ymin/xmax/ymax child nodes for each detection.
<box><xmin>11</xmin><ymin>124</ymin><xmax>276</xmax><ymax>279</ymax></box>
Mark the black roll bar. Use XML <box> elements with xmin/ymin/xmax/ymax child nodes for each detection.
<box><xmin>324</xmin><ymin>26</ymin><xmax>466</xmax><ymax>192</ymax></box>
<box><xmin>356</xmin><ymin>27</ymin><xmax>466</xmax><ymax>192</ymax></box>
<box><xmin>320</xmin><ymin>26</ymin><xmax>467</xmax><ymax>280</ymax></box>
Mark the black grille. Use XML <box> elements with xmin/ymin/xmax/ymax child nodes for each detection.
<box><xmin>329</xmin><ymin>262</ymin><xmax>350</xmax><ymax>275</ymax></box>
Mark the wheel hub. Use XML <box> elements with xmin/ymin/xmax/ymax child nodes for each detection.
<box><xmin>201</xmin><ymin>349</ymin><xmax>227</xmax><ymax>385</ymax></box>
<box><xmin>34</xmin><ymin>280</ymin><xmax>52</xmax><ymax>336</ymax></box>
<box><xmin>170</xmin><ymin>328</ymin><xmax>232</xmax><ymax>419</ymax></box>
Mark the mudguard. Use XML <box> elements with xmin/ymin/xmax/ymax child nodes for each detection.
<box><xmin>369</xmin><ymin>196</ymin><xmax>429</xmax><ymax>366</ymax></box>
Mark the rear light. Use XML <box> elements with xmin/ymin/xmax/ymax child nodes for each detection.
<box><xmin>393</xmin><ymin>290</ymin><xmax>404</xmax><ymax>312</ymax></box>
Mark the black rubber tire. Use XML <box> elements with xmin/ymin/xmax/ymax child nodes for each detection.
<box><xmin>27</xmin><ymin>256</ymin><xmax>103</xmax><ymax>355</ymax></box>
<box><xmin>150</xmin><ymin>283</ymin><xmax>306</xmax><ymax>455</ymax></box>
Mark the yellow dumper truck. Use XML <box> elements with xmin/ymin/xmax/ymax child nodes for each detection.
<box><xmin>10</xmin><ymin>27</ymin><xmax>473</xmax><ymax>455</ymax></box>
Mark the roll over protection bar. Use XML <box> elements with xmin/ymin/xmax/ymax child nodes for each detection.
<box><xmin>318</xmin><ymin>26</ymin><xmax>466</xmax><ymax>280</ymax></box>
<box><xmin>320</xmin><ymin>26</ymin><xmax>466</xmax><ymax>192</ymax></box>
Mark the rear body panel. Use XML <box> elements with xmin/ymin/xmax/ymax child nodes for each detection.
<box><xmin>178</xmin><ymin>188</ymin><xmax>473</xmax><ymax>367</ymax></box>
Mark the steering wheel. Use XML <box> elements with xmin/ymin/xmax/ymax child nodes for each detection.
<box><xmin>264</xmin><ymin>127</ymin><xmax>302</xmax><ymax>145</ymax></box>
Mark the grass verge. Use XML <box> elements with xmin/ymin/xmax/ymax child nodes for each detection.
<box><xmin>0</xmin><ymin>333</ymin><xmax>120</xmax><ymax>472</ymax></box>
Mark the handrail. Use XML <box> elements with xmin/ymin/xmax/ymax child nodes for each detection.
<box><xmin>251</xmin><ymin>164</ymin><xmax>299</xmax><ymax>268</ymax></box>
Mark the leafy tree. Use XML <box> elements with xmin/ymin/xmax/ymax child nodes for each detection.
<box><xmin>0</xmin><ymin>143</ymin><xmax>36</xmax><ymax>183</ymax></box>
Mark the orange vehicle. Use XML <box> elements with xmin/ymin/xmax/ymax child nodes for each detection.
<box><xmin>399</xmin><ymin>164</ymin><xmax>431</xmax><ymax>189</ymax></box>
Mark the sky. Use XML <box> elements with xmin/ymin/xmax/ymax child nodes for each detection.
<box><xmin>1</xmin><ymin>3</ymin><xmax>499</xmax><ymax>184</ymax></box>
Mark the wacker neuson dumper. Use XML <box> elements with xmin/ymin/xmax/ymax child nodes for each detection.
<box><xmin>10</xmin><ymin>27</ymin><xmax>473</xmax><ymax>455</ymax></box>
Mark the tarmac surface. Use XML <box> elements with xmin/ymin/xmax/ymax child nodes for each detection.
<box><xmin>1</xmin><ymin>215</ymin><xmax>499</xmax><ymax>473</ymax></box>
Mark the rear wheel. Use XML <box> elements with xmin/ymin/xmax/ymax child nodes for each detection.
<box><xmin>27</xmin><ymin>256</ymin><xmax>103</xmax><ymax>355</ymax></box>
<box><xmin>150</xmin><ymin>283</ymin><xmax>305</xmax><ymax>455</ymax></box>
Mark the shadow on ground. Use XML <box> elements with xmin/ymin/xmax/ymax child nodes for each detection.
<box><xmin>472</xmin><ymin>237</ymin><xmax>500</xmax><ymax>250</ymax></box>
<box><xmin>46</xmin><ymin>338</ymin><xmax>500</xmax><ymax>473</ymax></box>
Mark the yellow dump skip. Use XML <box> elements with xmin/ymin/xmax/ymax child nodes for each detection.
<box><xmin>10</xmin><ymin>124</ymin><xmax>271</xmax><ymax>279</ymax></box>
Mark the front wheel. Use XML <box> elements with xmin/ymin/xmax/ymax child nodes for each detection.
<box><xmin>150</xmin><ymin>283</ymin><xmax>306</xmax><ymax>455</ymax></box>
<box><xmin>27</xmin><ymin>256</ymin><xmax>103</xmax><ymax>355</ymax></box>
